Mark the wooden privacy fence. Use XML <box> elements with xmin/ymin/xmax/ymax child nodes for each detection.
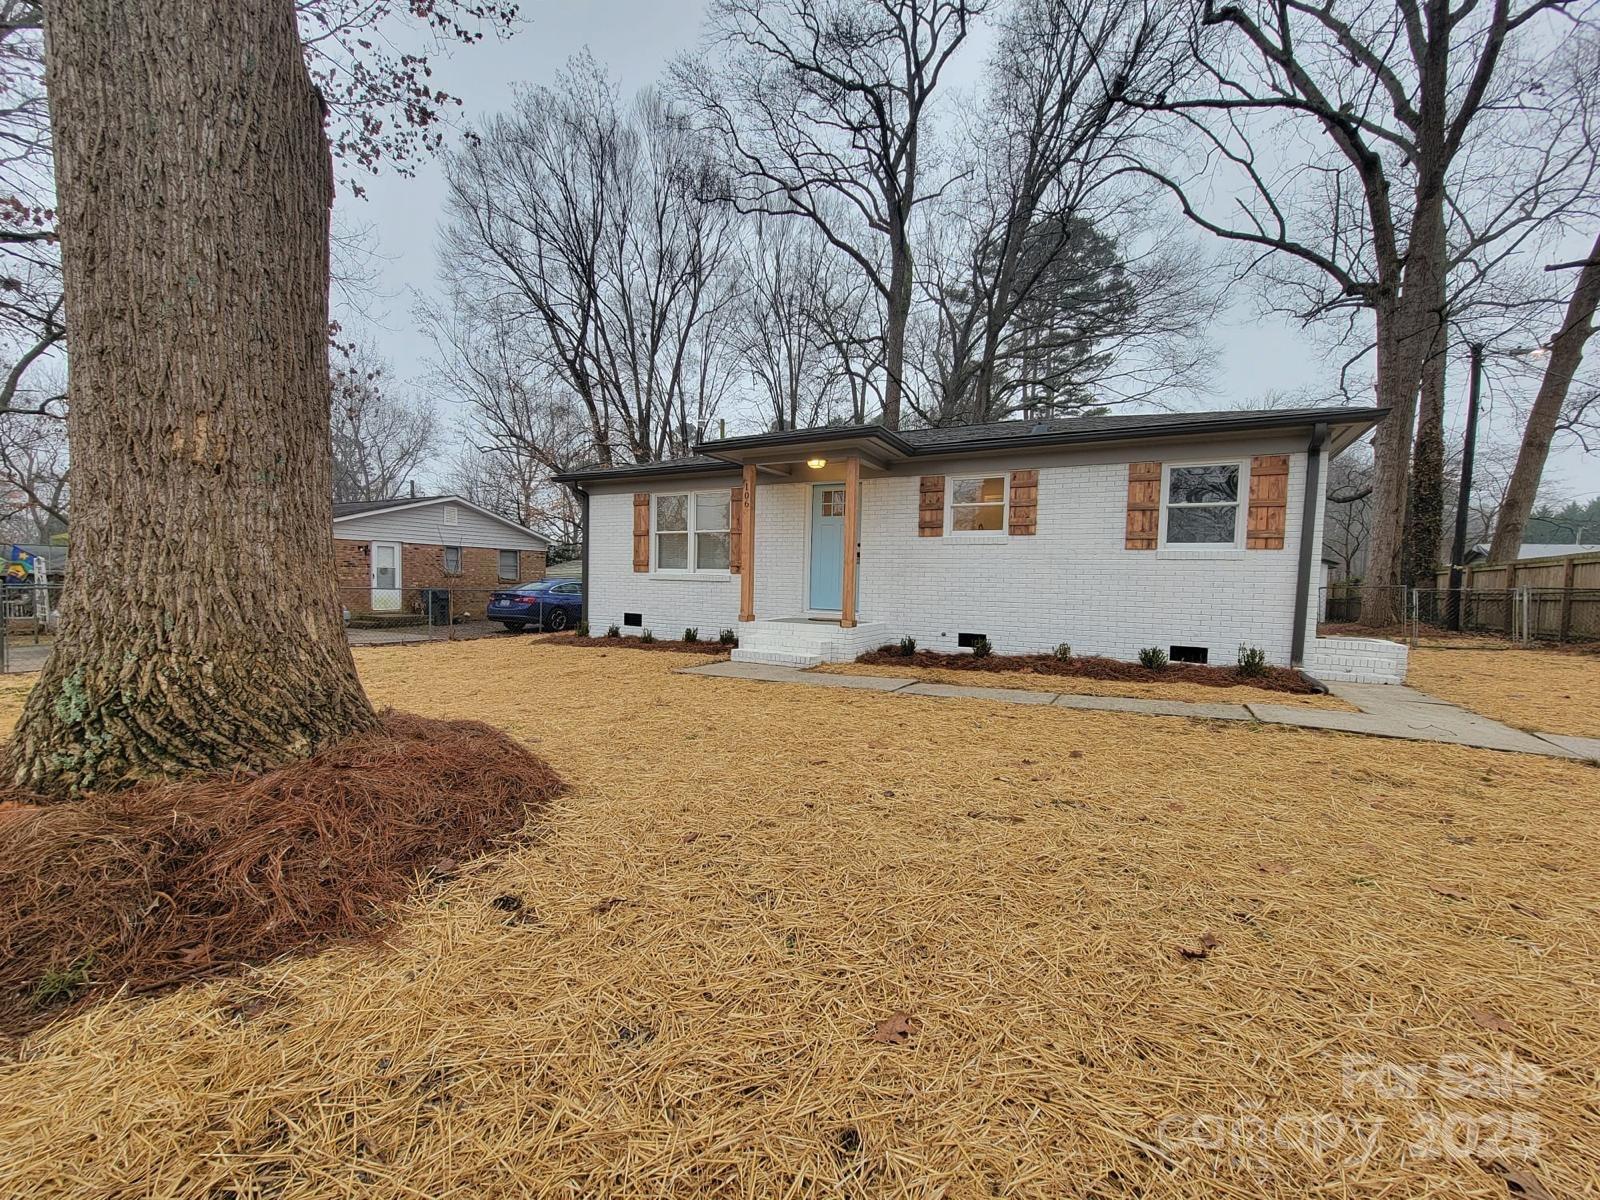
<box><xmin>1415</xmin><ymin>550</ymin><xmax>1600</xmax><ymax>642</ymax></box>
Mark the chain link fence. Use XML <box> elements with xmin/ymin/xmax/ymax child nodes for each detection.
<box><xmin>0</xmin><ymin>583</ymin><xmax>581</xmax><ymax>673</ymax></box>
<box><xmin>0</xmin><ymin>580</ymin><xmax>61</xmax><ymax>674</ymax></box>
<box><xmin>1320</xmin><ymin>582</ymin><xmax>1600</xmax><ymax>647</ymax></box>
<box><xmin>339</xmin><ymin>584</ymin><xmax>576</xmax><ymax>647</ymax></box>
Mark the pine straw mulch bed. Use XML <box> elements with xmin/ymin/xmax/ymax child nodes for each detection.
<box><xmin>818</xmin><ymin>648</ymin><xmax>1353</xmax><ymax>709</ymax></box>
<box><xmin>1406</xmin><ymin>646</ymin><xmax>1600</xmax><ymax>740</ymax></box>
<box><xmin>0</xmin><ymin>711</ymin><xmax>563</xmax><ymax>1039</ymax></box>
<box><xmin>2</xmin><ymin>639</ymin><xmax>1599</xmax><ymax>1198</ymax></box>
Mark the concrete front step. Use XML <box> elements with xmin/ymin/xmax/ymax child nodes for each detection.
<box><xmin>730</xmin><ymin>647</ymin><xmax>823</xmax><ymax>668</ymax></box>
<box><xmin>734</xmin><ymin>618</ymin><xmax>891</xmax><ymax>664</ymax></box>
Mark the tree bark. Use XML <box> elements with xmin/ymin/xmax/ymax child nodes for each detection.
<box><xmin>881</xmin><ymin>235</ymin><xmax>912</xmax><ymax>431</ymax></box>
<box><xmin>1404</xmin><ymin>336</ymin><xmax>1448</xmax><ymax>585</ymax></box>
<box><xmin>1488</xmin><ymin>228</ymin><xmax>1600</xmax><ymax>563</ymax></box>
<box><xmin>1361</xmin><ymin>174</ymin><xmax>1449</xmax><ymax>626</ymax></box>
<box><xmin>10</xmin><ymin>0</ymin><xmax>378</xmax><ymax>795</ymax></box>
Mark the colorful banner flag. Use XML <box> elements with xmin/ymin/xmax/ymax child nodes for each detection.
<box><xmin>5</xmin><ymin>545</ymin><xmax>40</xmax><ymax>583</ymax></box>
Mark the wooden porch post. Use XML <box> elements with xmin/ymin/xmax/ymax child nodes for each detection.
<box><xmin>840</xmin><ymin>454</ymin><xmax>859</xmax><ymax>628</ymax></box>
<box><xmin>739</xmin><ymin>463</ymin><xmax>756</xmax><ymax>622</ymax></box>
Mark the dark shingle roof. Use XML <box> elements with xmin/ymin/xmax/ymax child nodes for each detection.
<box><xmin>895</xmin><ymin>405</ymin><xmax>1368</xmax><ymax>449</ymax></box>
<box><xmin>552</xmin><ymin>405</ymin><xmax>1386</xmax><ymax>485</ymax></box>
<box><xmin>332</xmin><ymin>494</ymin><xmax>458</xmax><ymax>518</ymax></box>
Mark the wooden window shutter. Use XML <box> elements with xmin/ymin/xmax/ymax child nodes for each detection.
<box><xmin>918</xmin><ymin>475</ymin><xmax>945</xmax><ymax>537</ymax></box>
<box><xmin>632</xmin><ymin>493</ymin><xmax>650</xmax><ymax>572</ymax></box>
<box><xmin>1008</xmin><ymin>470</ymin><xmax>1038</xmax><ymax>535</ymax></box>
<box><xmin>728</xmin><ymin>486</ymin><xmax>743</xmax><ymax>574</ymax></box>
<box><xmin>1125</xmin><ymin>462</ymin><xmax>1160</xmax><ymax>549</ymax></box>
<box><xmin>1246</xmin><ymin>455</ymin><xmax>1289</xmax><ymax>549</ymax></box>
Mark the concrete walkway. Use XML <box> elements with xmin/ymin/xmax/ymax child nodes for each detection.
<box><xmin>679</xmin><ymin>660</ymin><xmax>1598</xmax><ymax>763</ymax></box>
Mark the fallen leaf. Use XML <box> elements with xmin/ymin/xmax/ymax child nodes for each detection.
<box><xmin>1488</xmin><ymin>1163</ymin><xmax>1555</xmax><ymax>1200</ymax></box>
<box><xmin>490</xmin><ymin>894</ymin><xmax>523</xmax><ymax>913</ymax></box>
<box><xmin>227</xmin><ymin>993</ymin><xmax>275</xmax><ymax>1021</ymax></box>
<box><xmin>1177</xmin><ymin>932</ymin><xmax>1221</xmax><ymax>960</ymax></box>
<box><xmin>872</xmin><ymin>1012</ymin><xmax>921</xmax><ymax>1045</ymax></box>
<box><xmin>591</xmin><ymin>896</ymin><xmax>628</xmax><ymax>915</ymax></box>
<box><xmin>1429</xmin><ymin>884</ymin><xmax>1470</xmax><ymax>902</ymax></box>
<box><xmin>681</xmin><ymin>832</ymin><xmax>701</xmax><ymax>844</ymax></box>
<box><xmin>1468</xmin><ymin>1007</ymin><xmax>1516</xmax><ymax>1034</ymax></box>
<box><xmin>1068</xmin><ymin>750</ymin><xmax>1084</xmax><ymax>759</ymax></box>
<box><xmin>1256</xmin><ymin>859</ymin><xmax>1293</xmax><ymax>875</ymax></box>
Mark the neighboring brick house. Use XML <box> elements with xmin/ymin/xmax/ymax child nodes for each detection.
<box><xmin>556</xmin><ymin>406</ymin><xmax>1410</xmax><ymax>684</ymax></box>
<box><xmin>333</xmin><ymin>495</ymin><xmax>548</xmax><ymax>620</ymax></box>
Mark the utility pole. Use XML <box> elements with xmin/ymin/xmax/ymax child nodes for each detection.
<box><xmin>1446</xmin><ymin>342</ymin><xmax>1484</xmax><ymax>630</ymax></box>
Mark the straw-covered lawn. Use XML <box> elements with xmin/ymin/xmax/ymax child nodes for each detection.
<box><xmin>1408</xmin><ymin>645</ymin><xmax>1600</xmax><ymax>738</ymax></box>
<box><xmin>2</xmin><ymin>640</ymin><xmax>1598</xmax><ymax>1198</ymax></box>
<box><xmin>815</xmin><ymin>660</ymin><xmax>1356</xmax><ymax>708</ymax></box>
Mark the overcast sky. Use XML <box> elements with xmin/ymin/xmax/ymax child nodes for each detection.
<box><xmin>334</xmin><ymin>0</ymin><xmax>1598</xmax><ymax>513</ymax></box>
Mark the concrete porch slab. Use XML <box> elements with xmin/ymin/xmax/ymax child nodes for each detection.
<box><xmin>1052</xmin><ymin>694</ymin><xmax>1254</xmax><ymax>720</ymax></box>
<box><xmin>898</xmin><ymin>681</ymin><xmax>1059</xmax><ymax>705</ymax></box>
<box><xmin>1327</xmin><ymin>682</ymin><xmax>1458</xmax><ymax>708</ymax></box>
<box><xmin>679</xmin><ymin>660</ymin><xmax>913</xmax><ymax>690</ymax></box>
<box><xmin>1244</xmin><ymin>703</ymin><xmax>1580</xmax><ymax>757</ymax></box>
<box><xmin>1532</xmin><ymin>733</ymin><xmax>1600</xmax><ymax>763</ymax></box>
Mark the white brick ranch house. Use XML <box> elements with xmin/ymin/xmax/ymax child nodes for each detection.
<box><xmin>556</xmin><ymin>406</ymin><xmax>1407</xmax><ymax>684</ymax></box>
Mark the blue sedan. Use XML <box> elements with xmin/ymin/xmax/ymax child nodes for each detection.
<box><xmin>487</xmin><ymin>580</ymin><xmax>583</xmax><ymax>632</ymax></box>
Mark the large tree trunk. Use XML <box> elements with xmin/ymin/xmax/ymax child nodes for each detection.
<box><xmin>1361</xmin><ymin>190</ymin><xmax>1448</xmax><ymax>627</ymax></box>
<box><xmin>1488</xmin><ymin>229</ymin><xmax>1600</xmax><ymax>563</ymax></box>
<box><xmin>1404</xmin><ymin>336</ymin><xmax>1448</xmax><ymax>585</ymax></box>
<box><xmin>881</xmin><ymin>241</ymin><xmax>912</xmax><ymax>432</ymax></box>
<box><xmin>10</xmin><ymin>0</ymin><xmax>378</xmax><ymax>795</ymax></box>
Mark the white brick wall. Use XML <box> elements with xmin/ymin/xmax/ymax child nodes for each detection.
<box><xmin>585</xmin><ymin>432</ymin><xmax>1327</xmax><ymax>667</ymax></box>
<box><xmin>1305</xmin><ymin>636</ymin><xmax>1408</xmax><ymax>685</ymax></box>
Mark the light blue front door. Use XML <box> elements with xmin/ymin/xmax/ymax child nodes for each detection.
<box><xmin>808</xmin><ymin>483</ymin><xmax>846</xmax><ymax>611</ymax></box>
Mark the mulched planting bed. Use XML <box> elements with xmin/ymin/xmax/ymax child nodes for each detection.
<box><xmin>547</xmin><ymin>633</ymin><xmax>735</xmax><ymax>654</ymax></box>
<box><xmin>0</xmin><ymin>711</ymin><xmax>563</xmax><ymax>1038</ymax></box>
<box><xmin>855</xmin><ymin>647</ymin><xmax>1322</xmax><ymax>694</ymax></box>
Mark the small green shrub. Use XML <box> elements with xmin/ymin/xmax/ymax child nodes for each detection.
<box><xmin>718</xmin><ymin>628</ymin><xmax>738</xmax><ymax>646</ymax></box>
<box><xmin>33</xmin><ymin>955</ymin><xmax>93</xmax><ymax>1009</ymax></box>
<box><xmin>575</xmin><ymin>621</ymin><xmax>590</xmax><ymax>638</ymax></box>
<box><xmin>1138</xmin><ymin>646</ymin><xmax>1168</xmax><ymax>670</ymax></box>
<box><xmin>1053</xmin><ymin>642</ymin><xmax>1072</xmax><ymax>661</ymax></box>
<box><xmin>897</xmin><ymin>635</ymin><xmax>917</xmax><ymax>656</ymax></box>
<box><xmin>970</xmin><ymin>635</ymin><xmax>992</xmax><ymax>658</ymax></box>
<box><xmin>1236</xmin><ymin>644</ymin><xmax>1268</xmax><ymax>677</ymax></box>
<box><xmin>639</xmin><ymin>629</ymin><xmax>656</xmax><ymax>644</ymax></box>
<box><xmin>683</xmin><ymin>627</ymin><xmax>700</xmax><ymax>643</ymax></box>
<box><xmin>605</xmin><ymin>624</ymin><xmax>621</xmax><ymax>638</ymax></box>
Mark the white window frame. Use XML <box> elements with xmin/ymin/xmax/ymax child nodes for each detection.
<box><xmin>652</xmin><ymin>490</ymin><xmax>732</xmax><ymax>575</ymax></box>
<box><xmin>945</xmin><ymin>473</ymin><xmax>1009</xmax><ymax>537</ymax></box>
<box><xmin>443</xmin><ymin>544</ymin><xmax>463</xmax><ymax>575</ymax></box>
<box><xmin>1158</xmin><ymin>460</ymin><xmax>1247</xmax><ymax>551</ymax></box>
<box><xmin>497</xmin><ymin>549</ymin><xmax>520</xmax><ymax>581</ymax></box>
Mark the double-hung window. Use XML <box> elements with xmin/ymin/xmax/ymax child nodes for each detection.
<box><xmin>655</xmin><ymin>491</ymin><xmax>731</xmax><ymax>572</ymax></box>
<box><xmin>443</xmin><ymin>545</ymin><xmax>463</xmax><ymax>574</ymax></box>
<box><xmin>948</xmin><ymin>475</ymin><xmax>1007</xmax><ymax>533</ymax></box>
<box><xmin>1161</xmin><ymin>463</ymin><xmax>1243</xmax><ymax>547</ymax></box>
<box><xmin>498</xmin><ymin>549</ymin><xmax>519</xmax><ymax>580</ymax></box>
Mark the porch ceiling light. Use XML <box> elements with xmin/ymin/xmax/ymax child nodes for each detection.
<box><xmin>806</xmin><ymin>457</ymin><xmax>828</xmax><ymax>469</ymax></box>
